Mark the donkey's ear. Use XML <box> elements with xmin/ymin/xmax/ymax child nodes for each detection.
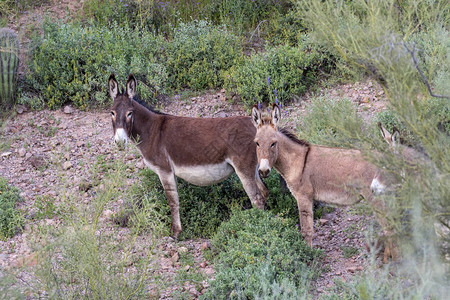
<box><xmin>271</xmin><ymin>104</ymin><xmax>281</xmax><ymax>127</ymax></box>
<box><xmin>126</xmin><ymin>74</ymin><xmax>137</xmax><ymax>100</ymax></box>
<box><xmin>108</xmin><ymin>74</ymin><xmax>119</xmax><ymax>100</ymax></box>
<box><xmin>378</xmin><ymin>122</ymin><xmax>391</xmax><ymax>144</ymax></box>
<box><xmin>391</xmin><ymin>127</ymin><xmax>400</xmax><ymax>147</ymax></box>
<box><xmin>251</xmin><ymin>105</ymin><xmax>262</xmax><ymax>128</ymax></box>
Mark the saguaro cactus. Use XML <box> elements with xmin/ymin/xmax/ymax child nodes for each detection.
<box><xmin>0</xmin><ymin>28</ymin><xmax>19</xmax><ymax>108</ymax></box>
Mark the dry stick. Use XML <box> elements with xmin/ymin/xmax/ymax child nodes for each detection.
<box><xmin>249</xmin><ymin>20</ymin><xmax>267</xmax><ymax>44</ymax></box>
<box><xmin>403</xmin><ymin>42</ymin><xmax>450</xmax><ymax>100</ymax></box>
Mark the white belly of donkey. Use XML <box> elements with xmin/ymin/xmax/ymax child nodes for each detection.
<box><xmin>173</xmin><ymin>162</ymin><xmax>234</xmax><ymax>186</ymax></box>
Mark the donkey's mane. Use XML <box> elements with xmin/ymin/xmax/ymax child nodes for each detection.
<box><xmin>279</xmin><ymin>128</ymin><xmax>309</xmax><ymax>147</ymax></box>
<box><xmin>117</xmin><ymin>89</ymin><xmax>166</xmax><ymax>115</ymax></box>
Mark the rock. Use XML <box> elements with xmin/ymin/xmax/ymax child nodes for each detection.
<box><xmin>76</xmin><ymin>141</ymin><xmax>84</xmax><ymax>147</ymax></box>
<box><xmin>16</xmin><ymin>105</ymin><xmax>27</xmax><ymax>114</ymax></box>
<box><xmin>360</xmin><ymin>96</ymin><xmax>370</xmax><ymax>103</ymax></box>
<box><xmin>319</xmin><ymin>219</ymin><xmax>329</xmax><ymax>226</ymax></box>
<box><xmin>63</xmin><ymin>161</ymin><xmax>72</xmax><ymax>170</ymax></box>
<box><xmin>78</xmin><ymin>180</ymin><xmax>92</xmax><ymax>192</ymax></box>
<box><xmin>189</xmin><ymin>287</ymin><xmax>199</xmax><ymax>296</ymax></box>
<box><xmin>199</xmin><ymin>261</ymin><xmax>208</xmax><ymax>268</ymax></box>
<box><xmin>171</xmin><ymin>252</ymin><xmax>179</xmax><ymax>263</ymax></box>
<box><xmin>64</xmin><ymin>105</ymin><xmax>74</xmax><ymax>114</ymax></box>
<box><xmin>25</xmin><ymin>152</ymin><xmax>32</xmax><ymax>160</ymax></box>
<box><xmin>347</xmin><ymin>266</ymin><xmax>363</xmax><ymax>273</ymax></box>
<box><xmin>220</xmin><ymin>88</ymin><xmax>226</xmax><ymax>93</ymax></box>
<box><xmin>103</xmin><ymin>210</ymin><xmax>114</xmax><ymax>219</ymax></box>
<box><xmin>201</xmin><ymin>241</ymin><xmax>209</xmax><ymax>250</ymax></box>
<box><xmin>18</xmin><ymin>148</ymin><xmax>26</xmax><ymax>157</ymax></box>
<box><xmin>1</xmin><ymin>151</ymin><xmax>12</xmax><ymax>157</ymax></box>
<box><xmin>178</xmin><ymin>246</ymin><xmax>188</xmax><ymax>253</ymax></box>
<box><xmin>136</xmin><ymin>160</ymin><xmax>145</xmax><ymax>169</ymax></box>
<box><xmin>46</xmin><ymin>219</ymin><xmax>55</xmax><ymax>226</ymax></box>
<box><xmin>184</xmin><ymin>265</ymin><xmax>190</xmax><ymax>271</ymax></box>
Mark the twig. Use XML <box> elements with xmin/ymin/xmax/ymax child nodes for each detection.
<box><xmin>402</xmin><ymin>42</ymin><xmax>450</xmax><ymax>100</ymax></box>
<box><xmin>249</xmin><ymin>20</ymin><xmax>267</xmax><ymax>44</ymax></box>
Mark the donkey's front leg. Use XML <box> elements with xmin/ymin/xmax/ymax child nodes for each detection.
<box><xmin>159</xmin><ymin>171</ymin><xmax>182</xmax><ymax>238</ymax></box>
<box><xmin>295</xmin><ymin>194</ymin><xmax>314</xmax><ymax>247</ymax></box>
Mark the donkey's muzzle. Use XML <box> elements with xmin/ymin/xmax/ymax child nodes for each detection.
<box><xmin>114</xmin><ymin>128</ymin><xmax>128</xmax><ymax>149</ymax></box>
<box><xmin>258</xmin><ymin>169</ymin><xmax>270</xmax><ymax>178</ymax></box>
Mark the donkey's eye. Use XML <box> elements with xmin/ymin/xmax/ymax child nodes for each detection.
<box><xmin>270</xmin><ymin>142</ymin><xmax>277</xmax><ymax>148</ymax></box>
<box><xmin>255</xmin><ymin>142</ymin><xmax>260</xmax><ymax>147</ymax></box>
<box><xmin>126</xmin><ymin>112</ymin><xmax>133</xmax><ymax>119</ymax></box>
<box><xmin>111</xmin><ymin>111</ymin><xmax>115</xmax><ymax>118</ymax></box>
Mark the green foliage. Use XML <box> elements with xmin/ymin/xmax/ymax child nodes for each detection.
<box><xmin>81</xmin><ymin>0</ymin><xmax>292</xmax><ymax>35</ymax></box>
<box><xmin>0</xmin><ymin>177</ymin><xmax>24</xmax><ymax>240</ymax></box>
<box><xmin>225</xmin><ymin>44</ymin><xmax>327</xmax><ymax>108</ymax></box>
<box><xmin>0</xmin><ymin>28</ymin><xmax>19</xmax><ymax>108</ymax></box>
<box><xmin>81</xmin><ymin>0</ymin><xmax>132</xmax><ymax>27</ymax></box>
<box><xmin>299</xmin><ymin>0</ymin><xmax>449</xmax><ymax>298</ymax></box>
<box><xmin>203</xmin><ymin>209</ymin><xmax>321</xmax><ymax>299</ymax></box>
<box><xmin>26</xmin><ymin>21</ymin><xmax>167</xmax><ymax>109</ymax></box>
<box><xmin>207</xmin><ymin>0</ymin><xmax>291</xmax><ymax>35</ymax></box>
<box><xmin>296</xmin><ymin>96</ymin><xmax>366</xmax><ymax>147</ymax></box>
<box><xmin>33</xmin><ymin>195</ymin><xmax>59</xmax><ymax>220</ymax></box>
<box><xmin>166</xmin><ymin>20</ymin><xmax>243</xmax><ymax>91</ymax></box>
<box><xmin>25</xmin><ymin>155</ymin><xmax>159</xmax><ymax>299</ymax></box>
<box><xmin>266</xmin><ymin>5</ymin><xmax>308</xmax><ymax>46</ymax></box>
<box><xmin>135</xmin><ymin>169</ymin><xmax>250</xmax><ymax>239</ymax></box>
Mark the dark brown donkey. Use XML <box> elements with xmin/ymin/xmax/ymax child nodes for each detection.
<box><xmin>252</xmin><ymin>104</ymin><xmax>398</xmax><ymax>262</ymax></box>
<box><xmin>109</xmin><ymin>74</ymin><xmax>268</xmax><ymax>238</ymax></box>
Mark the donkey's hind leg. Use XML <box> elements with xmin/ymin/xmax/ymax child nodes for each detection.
<box><xmin>234</xmin><ymin>168</ymin><xmax>267</xmax><ymax>209</ymax></box>
<box><xmin>159</xmin><ymin>171</ymin><xmax>182</xmax><ymax>238</ymax></box>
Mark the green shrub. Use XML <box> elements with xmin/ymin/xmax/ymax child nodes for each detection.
<box><xmin>225</xmin><ymin>44</ymin><xmax>327</xmax><ymax>108</ymax></box>
<box><xmin>0</xmin><ymin>177</ymin><xmax>24</xmax><ymax>240</ymax></box>
<box><xmin>80</xmin><ymin>0</ymin><xmax>291</xmax><ymax>36</ymax></box>
<box><xmin>80</xmin><ymin>0</ymin><xmax>132</xmax><ymax>27</ymax></box>
<box><xmin>26</xmin><ymin>21</ymin><xmax>167</xmax><ymax>109</ymax></box>
<box><xmin>166</xmin><ymin>20</ymin><xmax>243</xmax><ymax>91</ymax></box>
<box><xmin>296</xmin><ymin>96</ymin><xmax>366</xmax><ymax>147</ymax></box>
<box><xmin>203</xmin><ymin>209</ymin><xmax>321</xmax><ymax>299</ymax></box>
<box><xmin>132</xmin><ymin>170</ymin><xmax>250</xmax><ymax>239</ymax></box>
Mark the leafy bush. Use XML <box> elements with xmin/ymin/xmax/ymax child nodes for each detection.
<box><xmin>132</xmin><ymin>169</ymin><xmax>250</xmax><ymax>239</ymax></box>
<box><xmin>0</xmin><ymin>177</ymin><xmax>24</xmax><ymax>240</ymax></box>
<box><xmin>26</xmin><ymin>21</ymin><xmax>167</xmax><ymax>109</ymax></box>
<box><xmin>80</xmin><ymin>0</ymin><xmax>291</xmax><ymax>35</ymax></box>
<box><xmin>296</xmin><ymin>96</ymin><xmax>366</xmax><ymax>147</ymax></box>
<box><xmin>165</xmin><ymin>20</ymin><xmax>243</xmax><ymax>91</ymax></box>
<box><xmin>225</xmin><ymin>44</ymin><xmax>328</xmax><ymax>108</ymax></box>
<box><xmin>203</xmin><ymin>209</ymin><xmax>321</xmax><ymax>299</ymax></box>
<box><xmin>130</xmin><ymin>167</ymin><xmax>305</xmax><ymax>239</ymax></box>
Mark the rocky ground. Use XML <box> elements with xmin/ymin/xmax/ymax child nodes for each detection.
<box><xmin>0</xmin><ymin>80</ymin><xmax>388</xmax><ymax>298</ymax></box>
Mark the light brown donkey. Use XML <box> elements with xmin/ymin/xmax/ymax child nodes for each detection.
<box><xmin>109</xmin><ymin>74</ymin><xmax>268</xmax><ymax>238</ymax></box>
<box><xmin>252</xmin><ymin>104</ymin><xmax>398</xmax><ymax>261</ymax></box>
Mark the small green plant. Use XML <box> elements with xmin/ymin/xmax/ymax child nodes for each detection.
<box><xmin>0</xmin><ymin>177</ymin><xmax>24</xmax><ymax>240</ymax></box>
<box><xmin>33</xmin><ymin>195</ymin><xmax>58</xmax><ymax>220</ymax></box>
<box><xmin>340</xmin><ymin>246</ymin><xmax>359</xmax><ymax>259</ymax></box>
<box><xmin>203</xmin><ymin>208</ymin><xmax>321</xmax><ymax>299</ymax></box>
<box><xmin>225</xmin><ymin>44</ymin><xmax>328</xmax><ymax>108</ymax></box>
